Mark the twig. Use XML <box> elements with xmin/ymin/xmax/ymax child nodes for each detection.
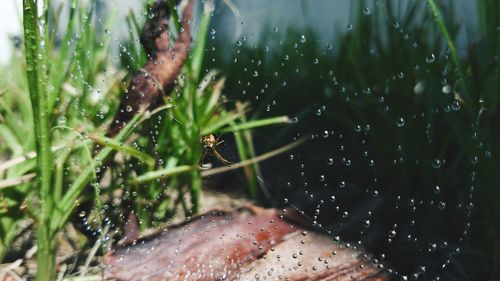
<box><xmin>0</xmin><ymin>173</ymin><xmax>36</xmax><ymax>189</ymax></box>
<box><xmin>0</xmin><ymin>143</ymin><xmax>67</xmax><ymax>172</ymax></box>
<box><xmin>0</xmin><ymin>270</ymin><xmax>24</xmax><ymax>281</ymax></box>
<box><xmin>0</xmin><ymin>259</ymin><xmax>23</xmax><ymax>274</ymax></box>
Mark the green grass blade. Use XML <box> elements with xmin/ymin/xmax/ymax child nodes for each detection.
<box><xmin>24</xmin><ymin>0</ymin><xmax>52</xmax><ymax>232</ymax></box>
<box><xmin>0</xmin><ymin>125</ymin><xmax>23</xmax><ymax>156</ymax></box>
<box><xmin>54</xmin><ymin>113</ymin><xmax>143</xmax><ymax>230</ymax></box>
<box><xmin>89</xmin><ymin>134</ymin><xmax>155</xmax><ymax>168</ymax></box>
<box><xmin>192</xmin><ymin>0</ymin><xmax>212</xmax><ymax>82</ymax></box>
<box><xmin>201</xmin><ymin>110</ymin><xmax>247</xmax><ymax>135</ymax></box>
<box><xmin>214</xmin><ymin>116</ymin><xmax>291</xmax><ymax>134</ymax></box>
<box><xmin>427</xmin><ymin>0</ymin><xmax>470</xmax><ymax>105</ymax></box>
<box><xmin>23</xmin><ymin>0</ymin><xmax>55</xmax><ymax>279</ymax></box>
<box><xmin>130</xmin><ymin>165</ymin><xmax>196</xmax><ymax>184</ymax></box>
<box><xmin>49</xmin><ymin>0</ymin><xmax>96</xmax><ymax>112</ymax></box>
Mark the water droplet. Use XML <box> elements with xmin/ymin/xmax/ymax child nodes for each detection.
<box><xmin>451</xmin><ymin>100</ymin><xmax>461</xmax><ymax>111</ymax></box>
<box><xmin>299</xmin><ymin>35</ymin><xmax>306</xmax><ymax>43</ymax></box>
<box><xmin>432</xmin><ymin>159</ymin><xmax>442</xmax><ymax>169</ymax></box>
<box><xmin>364</xmin><ymin>220</ymin><xmax>371</xmax><ymax>228</ymax></box>
<box><xmin>442</xmin><ymin>84</ymin><xmax>452</xmax><ymax>94</ymax></box>
<box><xmin>426</xmin><ymin>53</ymin><xmax>436</xmax><ymax>63</ymax></box>
<box><xmin>434</xmin><ymin>186</ymin><xmax>441</xmax><ymax>194</ymax></box>
<box><xmin>471</xmin><ymin>156</ymin><xmax>479</xmax><ymax>165</ymax></box>
<box><xmin>414</xmin><ymin>81</ymin><xmax>425</xmax><ymax>94</ymax></box>
<box><xmin>57</xmin><ymin>116</ymin><xmax>67</xmax><ymax>125</ymax></box>
<box><xmin>438</xmin><ymin>201</ymin><xmax>446</xmax><ymax>210</ymax></box>
<box><xmin>396</xmin><ymin>117</ymin><xmax>405</xmax><ymax>127</ymax></box>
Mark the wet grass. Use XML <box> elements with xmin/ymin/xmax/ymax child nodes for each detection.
<box><xmin>0</xmin><ymin>0</ymin><xmax>499</xmax><ymax>280</ymax></box>
<box><xmin>1</xmin><ymin>0</ymin><xmax>291</xmax><ymax>278</ymax></box>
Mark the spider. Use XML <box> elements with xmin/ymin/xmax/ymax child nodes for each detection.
<box><xmin>200</xmin><ymin>134</ymin><xmax>232</xmax><ymax>167</ymax></box>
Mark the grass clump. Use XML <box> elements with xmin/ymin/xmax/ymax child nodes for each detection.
<box><xmin>1</xmin><ymin>0</ymin><xmax>293</xmax><ymax>278</ymax></box>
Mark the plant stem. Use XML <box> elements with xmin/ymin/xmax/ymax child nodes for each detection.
<box><xmin>23</xmin><ymin>0</ymin><xmax>55</xmax><ymax>280</ymax></box>
<box><xmin>35</xmin><ymin>226</ymin><xmax>56</xmax><ymax>281</ymax></box>
<box><xmin>189</xmin><ymin>170</ymin><xmax>202</xmax><ymax>214</ymax></box>
<box><xmin>0</xmin><ymin>248</ymin><xmax>5</xmax><ymax>263</ymax></box>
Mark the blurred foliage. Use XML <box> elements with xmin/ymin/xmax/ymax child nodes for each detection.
<box><xmin>202</xmin><ymin>0</ymin><xmax>499</xmax><ymax>279</ymax></box>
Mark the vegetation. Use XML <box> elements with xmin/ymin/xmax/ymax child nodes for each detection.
<box><xmin>1</xmin><ymin>0</ymin><xmax>291</xmax><ymax>279</ymax></box>
<box><xmin>0</xmin><ymin>0</ymin><xmax>498</xmax><ymax>280</ymax></box>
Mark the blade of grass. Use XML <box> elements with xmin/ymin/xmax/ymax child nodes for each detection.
<box><xmin>48</xmin><ymin>0</ymin><xmax>94</xmax><ymax>112</ymax></box>
<box><xmin>427</xmin><ymin>0</ymin><xmax>470</xmax><ymax>106</ymax></box>
<box><xmin>23</xmin><ymin>0</ymin><xmax>55</xmax><ymax>279</ymax></box>
<box><xmin>233</xmin><ymin>130</ymin><xmax>258</xmax><ymax>199</ymax></box>
<box><xmin>53</xmin><ymin>113</ymin><xmax>143</xmax><ymax>231</ymax></box>
<box><xmin>89</xmin><ymin>134</ymin><xmax>155</xmax><ymax>168</ymax></box>
<box><xmin>214</xmin><ymin>115</ymin><xmax>291</xmax><ymax>134</ymax></box>
<box><xmin>200</xmin><ymin>109</ymin><xmax>248</xmax><ymax>135</ymax></box>
<box><xmin>231</xmin><ymin>102</ymin><xmax>268</xmax><ymax>200</ymax></box>
<box><xmin>0</xmin><ymin>125</ymin><xmax>23</xmax><ymax>156</ymax></box>
<box><xmin>54</xmin><ymin>148</ymin><xmax>72</xmax><ymax>201</ymax></box>
<box><xmin>191</xmin><ymin>0</ymin><xmax>213</xmax><ymax>82</ymax></box>
<box><xmin>130</xmin><ymin>165</ymin><xmax>196</xmax><ymax>184</ymax></box>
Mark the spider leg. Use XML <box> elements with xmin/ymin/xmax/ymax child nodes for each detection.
<box><xmin>212</xmin><ymin>148</ymin><xmax>232</xmax><ymax>166</ymax></box>
<box><xmin>199</xmin><ymin>150</ymin><xmax>208</xmax><ymax>166</ymax></box>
